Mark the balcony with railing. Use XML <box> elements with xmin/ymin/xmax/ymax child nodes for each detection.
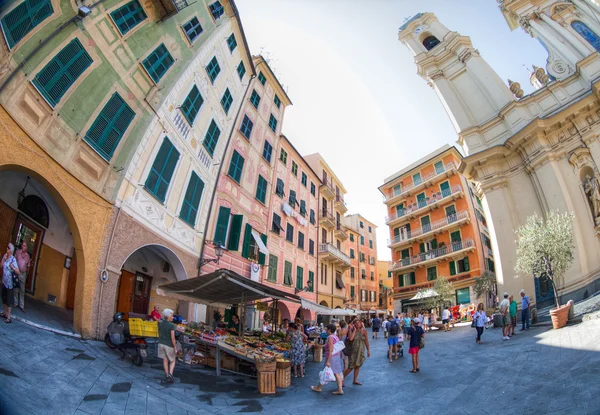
<box><xmin>334</xmin><ymin>194</ymin><xmax>347</xmax><ymax>213</ymax></box>
<box><xmin>388</xmin><ymin>210</ymin><xmax>470</xmax><ymax>249</ymax></box>
<box><xmin>385</xmin><ymin>184</ymin><xmax>464</xmax><ymax>226</ymax></box>
<box><xmin>154</xmin><ymin>0</ymin><xmax>193</xmax><ymax>20</ymax></box>
<box><xmin>389</xmin><ymin>238</ymin><xmax>475</xmax><ymax>272</ymax></box>
<box><xmin>484</xmin><ymin>246</ymin><xmax>494</xmax><ymax>258</ymax></box>
<box><xmin>335</xmin><ymin>221</ymin><xmax>348</xmax><ymax>240</ymax></box>
<box><xmin>319</xmin><ymin>208</ymin><xmax>336</xmax><ymax>228</ymax></box>
<box><xmin>319</xmin><ymin>243</ymin><xmax>351</xmax><ymax>269</ymax></box>
<box><xmin>383</xmin><ymin>162</ymin><xmax>458</xmax><ymax>205</ymax></box>
<box><xmin>320</xmin><ymin>178</ymin><xmax>336</xmax><ymax>199</ymax></box>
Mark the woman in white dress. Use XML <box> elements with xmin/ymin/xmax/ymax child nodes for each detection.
<box><xmin>422</xmin><ymin>312</ymin><xmax>429</xmax><ymax>332</ymax></box>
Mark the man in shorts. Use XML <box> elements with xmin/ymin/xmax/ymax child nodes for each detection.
<box><xmin>371</xmin><ymin>315</ymin><xmax>381</xmax><ymax>339</ymax></box>
<box><xmin>158</xmin><ymin>308</ymin><xmax>177</xmax><ymax>382</ymax></box>
<box><xmin>499</xmin><ymin>292</ymin><xmax>511</xmax><ymax>341</ymax></box>
<box><xmin>441</xmin><ymin>307</ymin><xmax>451</xmax><ymax>332</ymax></box>
<box><xmin>386</xmin><ymin>316</ymin><xmax>401</xmax><ymax>362</ymax></box>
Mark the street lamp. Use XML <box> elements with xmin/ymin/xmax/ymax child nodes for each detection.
<box><xmin>199</xmin><ymin>241</ymin><xmax>226</xmax><ymax>267</ymax></box>
<box><xmin>17</xmin><ymin>176</ymin><xmax>30</xmax><ymax>209</ymax></box>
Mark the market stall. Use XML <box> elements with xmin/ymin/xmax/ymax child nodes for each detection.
<box><xmin>157</xmin><ymin>269</ymin><xmax>302</xmax><ymax>381</ymax></box>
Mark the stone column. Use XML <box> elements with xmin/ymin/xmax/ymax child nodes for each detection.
<box><xmin>96</xmin><ymin>266</ymin><xmax>122</xmax><ymax>340</ymax></box>
<box><xmin>529</xmin><ymin>19</ymin><xmax>583</xmax><ymax>65</ymax></box>
<box><xmin>538</xmin><ymin>14</ymin><xmax>592</xmax><ymax>58</ymax></box>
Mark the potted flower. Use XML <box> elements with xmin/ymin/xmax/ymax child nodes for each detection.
<box><xmin>514</xmin><ymin>210</ymin><xmax>575</xmax><ymax>329</ymax></box>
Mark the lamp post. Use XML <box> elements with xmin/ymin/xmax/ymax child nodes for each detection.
<box><xmin>199</xmin><ymin>241</ymin><xmax>225</xmax><ymax>267</ymax></box>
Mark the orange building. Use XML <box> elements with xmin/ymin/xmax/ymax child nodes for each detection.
<box><xmin>379</xmin><ymin>145</ymin><xmax>495</xmax><ymax>312</ymax></box>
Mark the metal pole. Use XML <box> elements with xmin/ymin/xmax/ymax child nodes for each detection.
<box><xmin>239</xmin><ymin>291</ymin><xmax>245</xmax><ymax>338</ymax></box>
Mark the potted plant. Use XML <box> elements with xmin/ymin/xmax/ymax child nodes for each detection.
<box><xmin>514</xmin><ymin>210</ymin><xmax>575</xmax><ymax>329</ymax></box>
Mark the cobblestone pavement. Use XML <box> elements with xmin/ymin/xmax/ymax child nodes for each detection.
<box><xmin>1</xmin><ymin>317</ymin><xmax>599</xmax><ymax>415</ymax></box>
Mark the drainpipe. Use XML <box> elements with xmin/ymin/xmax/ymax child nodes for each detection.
<box><xmin>197</xmin><ymin>75</ymin><xmax>255</xmax><ymax>276</ymax></box>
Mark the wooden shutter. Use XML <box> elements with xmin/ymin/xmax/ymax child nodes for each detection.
<box><xmin>33</xmin><ymin>38</ymin><xmax>92</xmax><ymax>106</ymax></box>
<box><xmin>241</xmin><ymin>223</ymin><xmax>252</xmax><ymax>259</ymax></box>
<box><xmin>440</xmin><ymin>181</ymin><xmax>450</xmax><ymax>194</ymax></box>
<box><xmin>226</xmin><ymin>215</ymin><xmax>243</xmax><ymax>251</ymax></box>
<box><xmin>202</xmin><ymin>120</ymin><xmax>221</xmax><ymax>156</ymax></box>
<box><xmin>2</xmin><ymin>0</ymin><xmax>54</xmax><ymax>48</ymax></box>
<box><xmin>419</xmin><ymin>242</ymin><xmax>425</xmax><ymax>253</ymax></box>
<box><xmin>410</xmin><ymin>272</ymin><xmax>416</xmax><ymax>285</ymax></box>
<box><xmin>213</xmin><ymin>206</ymin><xmax>230</xmax><ymax>246</ymax></box>
<box><xmin>431</xmin><ymin>239</ymin><xmax>438</xmax><ymax>250</ymax></box>
<box><xmin>143</xmin><ymin>44</ymin><xmax>174</xmax><ymax>83</ymax></box>
<box><xmin>180</xmin><ymin>172</ymin><xmax>204</xmax><ymax>226</ymax></box>
<box><xmin>463</xmin><ymin>256</ymin><xmax>470</xmax><ymax>271</ymax></box>
<box><xmin>449</xmin><ymin>261</ymin><xmax>456</xmax><ymax>276</ymax></box>
<box><xmin>181</xmin><ymin>85</ymin><xmax>203</xmax><ymax>125</ymax></box>
<box><xmin>398</xmin><ymin>274</ymin><xmax>404</xmax><ymax>287</ymax></box>
<box><xmin>145</xmin><ymin>137</ymin><xmax>180</xmax><ymax>202</ymax></box>
<box><xmin>284</xmin><ymin>261</ymin><xmax>292</xmax><ymax>285</ymax></box>
<box><xmin>85</xmin><ymin>93</ymin><xmax>135</xmax><ymax>161</ymax></box>
<box><xmin>258</xmin><ymin>234</ymin><xmax>267</xmax><ymax>265</ymax></box>
<box><xmin>451</xmin><ymin>231</ymin><xmax>462</xmax><ymax>243</ymax></box>
<box><xmin>296</xmin><ymin>267</ymin><xmax>303</xmax><ymax>290</ymax></box>
<box><xmin>110</xmin><ymin>0</ymin><xmax>146</xmax><ymax>35</ymax></box>
<box><xmin>267</xmin><ymin>255</ymin><xmax>278</xmax><ymax>282</ymax></box>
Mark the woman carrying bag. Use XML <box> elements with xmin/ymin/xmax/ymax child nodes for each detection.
<box><xmin>474</xmin><ymin>303</ymin><xmax>487</xmax><ymax>344</ymax></box>
<box><xmin>311</xmin><ymin>324</ymin><xmax>344</xmax><ymax>395</ymax></box>
<box><xmin>1</xmin><ymin>243</ymin><xmax>20</xmax><ymax>324</ymax></box>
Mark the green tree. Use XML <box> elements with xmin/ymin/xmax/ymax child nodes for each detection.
<box><xmin>420</xmin><ymin>276</ymin><xmax>454</xmax><ymax>311</ymax></box>
<box><xmin>473</xmin><ymin>271</ymin><xmax>497</xmax><ymax>308</ymax></box>
<box><xmin>514</xmin><ymin>210</ymin><xmax>575</xmax><ymax>309</ymax></box>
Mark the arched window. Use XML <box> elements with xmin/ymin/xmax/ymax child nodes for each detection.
<box><xmin>422</xmin><ymin>35</ymin><xmax>441</xmax><ymax>51</ymax></box>
<box><xmin>19</xmin><ymin>195</ymin><xmax>49</xmax><ymax>228</ymax></box>
<box><xmin>571</xmin><ymin>21</ymin><xmax>600</xmax><ymax>52</ymax></box>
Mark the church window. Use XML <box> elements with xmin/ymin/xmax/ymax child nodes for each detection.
<box><xmin>571</xmin><ymin>21</ymin><xmax>600</xmax><ymax>52</ymax></box>
<box><xmin>422</xmin><ymin>35</ymin><xmax>440</xmax><ymax>51</ymax></box>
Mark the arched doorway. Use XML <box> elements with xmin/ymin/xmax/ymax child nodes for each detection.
<box><xmin>115</xmin><ymin>244</ymin><xmax>188</xmax><ymax>320</ymax></box>
<box><xmin>276</xmin><ymin>301</ymin><xmax>290</xmax><ymax>322</ymax></box>
<box><xmin>0</xmin><ymin>170</ymin><xmax>80</xmax><ymax>330</ymax></box>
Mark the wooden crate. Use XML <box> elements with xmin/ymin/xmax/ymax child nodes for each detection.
<box><xmin>257</xmin><ymin>371</ymin><xmax>276</xmax><ymax>395</ymax></box>
<box><xmin>207</xmin><ymin>357</ymin><xmax>217</xmax><ymax>368</ymax></box>
<box><xmin>222</xmin><ymin>355</ymin><xmax>236</xmax><ymax>371</ymax></box>
<box><xmin>275</xmin><ymin>367</ymin><xmax>291</xmax><ymax>388</ymax></box>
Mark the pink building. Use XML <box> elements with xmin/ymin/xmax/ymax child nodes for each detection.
<box><xmin>263</xmin><ymin>135</ymin><xmax>319</xmax><ymax>322</ymax></box>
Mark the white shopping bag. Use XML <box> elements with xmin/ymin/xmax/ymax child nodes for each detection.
<box><xmin>332</xmin><ymin>340</ymin><xmax>345</xmax><ymax>356</ymax></box>
<box><xmin>319</xmin><ymin>366</ymin><xmax>336</xmax><ymax>385</ymax></box>
<box><xmin>397</xmin><ymin>334</ymin><xmax>404</xmax><ymax>342</ymax></box>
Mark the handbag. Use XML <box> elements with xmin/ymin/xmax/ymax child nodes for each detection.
<box><xmin>419</xmin><ymin>337</ymin><xmax>425</xmax><ymax>349</ymax></box>
<box><xmin>332</xmin><ymin>339</ymin><xmax>345</xmax><ymax>356</ymax></box>
<box><xmin>11</xmin><ymin>271</ymin><xmax>20</xmax><ymax>289</ymax></box>
<box><xmin>471</xmin><ymin>316</ymin><xmax>476</xmax><ymax>328</ymax></box>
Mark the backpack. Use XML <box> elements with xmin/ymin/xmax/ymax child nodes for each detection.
<box><xmin>388</xmin><ymin>321</ymin><xmax>400</xmax><ymax>336</ymax></box>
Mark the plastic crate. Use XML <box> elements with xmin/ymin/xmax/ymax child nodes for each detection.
<box><xmin>128</xmin><ymin>318</ymin><xmax>159</xmax><ymax>338</ymax></box>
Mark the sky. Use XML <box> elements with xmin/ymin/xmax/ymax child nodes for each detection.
<box><xmin>235</xmin><ymin>0</ymin><xmax>548</xmax><ymax>261</ymax></box>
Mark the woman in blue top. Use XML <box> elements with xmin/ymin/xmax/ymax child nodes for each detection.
<box><xmin>473</xmin><ymin>303</ymin><xmax>487</xmax><ymax>345</ymax></box>
<box><xmin>1</xmin><ymin>243</ymin><xmax>20</xmax><ymax>323</ymax></box>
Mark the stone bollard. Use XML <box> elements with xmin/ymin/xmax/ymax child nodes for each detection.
<box><xmin>567</xmin><ymin>300</ymin><xmax>575</xmax><ymax>320</ymax></box>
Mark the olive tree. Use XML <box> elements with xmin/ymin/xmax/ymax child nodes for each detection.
<box><xmin>421</xmin><ymin>276</ymin><xmax>454</xmax><ymax>312</ymax></box>
<box><xmin>514</xmin><ymin>210</ymin><xmax>575</xmax><ymax>309</ymax></box>
<box><xmin>473</xmin><ymin>271</ymin><xmax>497</xmax><ymax>309</ymax></box>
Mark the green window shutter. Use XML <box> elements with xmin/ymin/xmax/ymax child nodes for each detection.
<box><xmin>308</xmin><ymin>271</ymin><xmax>314</xmax><ymax>292</ymax></box>
<box><xmin>250</xmin><ymin>90</ymin><xmax>261</xmax><ymax>108</ymax></box>
<box><xmin>85</xmin><ymin>93</ymin><xmax>135</xmax><ymax>161</ymax></box>
<box><xmin>213</xmin><ymin>206</ymin><xmax>230</xmax><ymax>247</ymax></box>
<box><xmin>258</xmin><ymin>71</ymin><xmax>266</xmax><ymax>85</ymax></box>
<box><xmin>207</xmin><ymin>56</ymin><xmax>221</xmax><ymax>83</ymax></box>
<box><xmin>256</xmin><ymin>175</ymin><xmax>267</xmax><ymax>204</ymax></box>
<box><xmin>237</xmin><ymin>61</ymin><xmax>246</xmax><ymax>79</ymax></box>
<box><xmin>350</xmin><ymin>285</ymin><xmax>355</xmax><ymax>298</ymax></box>
<box><xmin>258</xmin><ymin>234</ymin><xmax>267</xmax><ymax>265</ymax></box>
<box><xmin>431</xmin><ymin>239</ymin><xmax>438</xmax><ymax>250</ymax></box>
<box><xmin>451</xmin><ymin>231</ymin><xmax>462</xmax><ymax>243</ymax></box>
<box><xmin>269</xmin><ymin>114</ymin><xmax>277</xmax><ymax>132</ymax></box>
<box><xmin>220</xmin><ymin>88</ymin><xmax>233</xmax><ymax>114</ymax></box>
<box><xmin>401</xmin><ymin>249</ymin><xmax>409</xmax><ymax>259</ymax></box>
<box><xmin>180</xmin><ymin>172</ymin><xmax>204</xmax><ymax>226</ymax></box>
<box><xmin>464</xmin><ymin>256</ymin><xmax>470</xmax><ymax>271</ymax></box>
<box><xmin>419</xmin><ymin>242</ymin><xmax>425</xmax><ymax>253</ymax></box>
<box><xmin>284</xmin><ymin>261</ymin><xmax>292</xmax><ymax>285</ymax></box>
<box><xmin>241</xmin><ymin>223</ymin><xmax>252</xmax><ymax>259</ymax></box>
<box><xmin>209</xmin><ymin>1</ymin><xmax>224</xmax><ymax>19</ymax></box>
<box><xmin>227</xmin><ymin>33</ymin><xmax>237</xmax><ymax>52</ymax></box>
<box><xmin>449</xmin><ymin>261</ymin><xmax>456</xmax><ymax>276</ymax></box>
<box><xmin>182</xmin><ymin>17</ymin><xmax>203</xmax><ymax>43</ymax></box>
<box><xmin>296</xmin><ymin>267</ymin><xmax>303</xmax><ymax>290</ymax></box>
<box><xmin>434</xmin><ymin>160</ymin><xmax>444</xmax><ymax>174</ymax></box>
<box><xmin>398</xmin><ymin>274</ymin><xmax>404</xmax><ymax>287</ymax></box>
<box><xmin>227</xmin><ymin>150</ymin><xmax>245</xmax><ymax>183</ymax></box>
<box><xmin>410</xmin><ymin>272</ymin><xmax>416</xmax><ymax>285</ymax></box>
<box><xmin>143</xmin><ymin>44</ymin><xmax>174</xmax><ymax>83</ymax></box>
<box><xmin>274</xmin><ymin>94</ymin><xmax>281</xmax><ymax>108</ymax></box>
<box><xmin>226</xmin><ymin>215</ymin><xmax>243</xmax><ymax>251</ymax></box>
<box><xmin>2</xmin><ymin>0</ymin><xmax>54</xmax><ymax>48</ymax></box>
<box><xmin>240</xmin><ymin>115</ymin><xmax>253</xmax><ymax>139</ymax></box>
<box><xmin>440</xmin><ymin>181</ymin><xmax>451</xmax><ymax>196</ymax></box>
<box><xmin>33</xmin><ymin>38</ymin><xmax>93</xmax><ymax>107</ymax></box>
<box><xmin>181</xmin><ymin>85</ymin><xmax>204</xmax><ymax>125</ymax></box>
<box><xmin>110</xmin><ymin>0</ymin><xmax>146</xmax><ymax>35</ymax></box>
<box><xmin>267</xmin><ymin>255</ymin><xmax>278</xmax><ymax>282</ymax></box>
<box><xmin>202</xmin><ymin>120</ymin><xmax>221</xmax><ymax>156</ymax></box>
<box><xmin>144</xmin><ymin>137</ymin><xmax>180</xmax><ymax>203</ymax></box>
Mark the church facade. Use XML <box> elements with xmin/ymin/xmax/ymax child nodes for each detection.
<box><xmin>399</xmin><ymin>1</ymin><xmax>600</xmax><ymax>309</ymax></box>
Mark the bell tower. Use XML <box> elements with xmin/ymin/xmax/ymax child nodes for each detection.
<box><xmin>399</xmin><ymin>13</ymin><xmax>515</xmax><ymax>154</ymax></box>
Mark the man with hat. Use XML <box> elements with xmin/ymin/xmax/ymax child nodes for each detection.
<box><xmin>499</xmin><ymin>292</ymin><xmax>511</xmax><ymax>341</ymax></box>
<box><xmin>406</xmin><ymin>318</ymin><xmax>424</xmax><ymax>373</ymax></box>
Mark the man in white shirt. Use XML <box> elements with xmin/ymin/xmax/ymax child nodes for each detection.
<box><xmin>441</xmin><ymin>307</ymin><xmax>451</xmax><ymax>332</ymax></box>
<box><xmin>382</xmin><ymin>318</ymin><xmax>389</xmax><ymax>339</ymax></box>
<box><xmin>499</xmin><ymin>292</ymin><xmax>511</xmax><ymax>340</ymax></box>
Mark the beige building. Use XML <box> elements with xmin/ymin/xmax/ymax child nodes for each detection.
<box><xmin>399</xmin><ymin>5</ymin><xmax>600</xmax><ymax>309</ymax></box>
<box><xmin>344</xmin><ymin>214</ymin><xmax>378</xmax><ymax>310</ymax></box>
<box><xmin>304</xmin><ymin>153</ymin><xmax>350</xmax><ymax>310</ymax></box>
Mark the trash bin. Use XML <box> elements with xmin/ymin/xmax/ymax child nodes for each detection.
<box><xmin>493</xmin><ymin>313</ymin><xmax>502</xmax><ymax>328</ymax></box>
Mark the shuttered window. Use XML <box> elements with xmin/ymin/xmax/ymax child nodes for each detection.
<box><xmin>256</xmin><ymin>174</ymin><xmax>267</xmax><ymax>204</ymax></box>
<box><xmin>213</xmin><ymin>206</ymin><xmax>231</xmax><ymax>247</ymax></box>
<box><xmin>1</xmin><ymin>0</ymin><xmax>54</xmax><ymax>48</ymax></box>
<box><xmin>181</xmin><ymin>85</ymin><xmax>203</xmax><ymax>125</ymax></box>
<box><xmin>426</xmin><ymin>266</ymin><xmax>437</xmax><ymax>281</ymax></box>
<box><xmin>220</xmin><ymin>88</ymin><xmax>233</xmax><ymax>114</ymax></box>
<box><xmin>227</xmin><ymin>215</ymin><xmax>243</xmax><ymax>251</ymax></box>
<box><xmin>250</xmin><ymin>90</ymin><xmax>260</xmax><ymax>108</ymax></box>
<box><xmin>296</xmin><ymin>267</ymin><xmax>304</xmax><ymax>290</ymax></box>
<box><xmin>180</xmin><ymin>172</ymin><xmax>204</xmax><ymax>226</ymax></box>
<box><xmin>449</xmin><ymin>261</ymin><xmax>456</xmax><ymax>276</ymax></box>
<box><xmin>182</xmin><ymin>17</ymin><xmax>203</xmax><ymax>43</ymax></box>
<box><xmin>267</xmin><ymin>255</ymin><xmax>278</xmax><ymax>282</ymax></box>
<box><xmin>33</xmin><ymin>38</ymin><xmax>92</xmax><ymax>107</ymax></box>
<box><xmin>275</xmin><ymin>178</ymin><xmax>285</xmax><ymax>197</ymax></box>
<box><xmin>258</xmin><ymin>234</ymin><xmax>267</xmax><ymax>265</ymax></box>
<box><xmin>237</xmin><ymin>61</ymin><xmax>245</xmax><ymax>79</ymax></box>
<box><xmin>110</xmin><ymin>0</ymin><xmax>146</xmax><ymax>35</ymax></box>
<box><xmin>298</xmin><ymin>232</ymin><xmax>304</xmax><ymax>250</ymax></box>
<box><xmin>145</xmin><ymin>137</ymin><xmax>180</xmax><ymax>203</ymax></box>
<box><xmin>209</xmin><ymin>1</ymin><xmax>224</xmax><ymax>20</ymax></box>
<box><xmin>240</xmin><ymin>115</ymin><xmax>253</xmax><ymax>139</ymax></box>
<box><xmin>268</xmin><ymin>114</ymin><xmax>277</xmax><ymax>132</ymax></box>
<box><xmin>283</xmin><ymin>261</ymin><xmax>292</xmax><ymax>286</ymax></box>
<box><xmin>258</xmin><ymin>71</ymin><xmax>266</xmax><ymax>85</ymax></box>
<box><xmin>206</xmin><ymin>56</ymin><xmax>220</xmax><ymax>83</ymax></box>
<box><xmin>143</xmin><ymin>44</ymin><xmax>174</xmax><ymax>83</ymax></box>
<box><xmin>274</xmin><ymin>94</ymin><xmax>281</xmax><ymax>108</ymax></box>
<box><xmin>227</xmin><ymin>33</ymin><xmax>237</xmax><ymax>52</ymax></box>
<box><xmin>227</xmin><ymin>150</ymin><xmax>244</xmax><ymax>183</ymax></box>
<box><xmin>202</xmin><ymin>119</ymin><xmax>220</xmax><ymax>156</ymax></box>
<box><xmin>309</xmin><ymin>239</ymin><xmax>314</xmax><ymax>255</ymax></box>
<box><xmin>84</xmin><ymin>93</ymin><xmax>135</xmax><ymax>161</ymax></box>
<box><xmin>308</xmin><ymin>271</ymin><xmax>314</xmax><ymax>291</ymax></box>
<box><xmin>241</xmin><ymin>223</ymin><xmax>252</xmax><ymax>259</ymax></box>
<box><xmin>262</xmin><ymin>140</ymin><xmax>272</xmax><ymax>163</ymax></box>
<box><xmin>310</xmin><ymin>209</ymin><xmax>315</xmax><ymax>224</ymax></box>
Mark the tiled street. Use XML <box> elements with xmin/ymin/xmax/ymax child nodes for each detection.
<box><xmin>1</xmin><ymin>318</ymin><xmax>599</xmax><ymax>415</ymax></box>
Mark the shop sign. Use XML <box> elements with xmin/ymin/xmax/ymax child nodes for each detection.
<box><xmin>256</xmin><ymin>301</ymin><xmax>269</xmax><ymax>311</ymax></box>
